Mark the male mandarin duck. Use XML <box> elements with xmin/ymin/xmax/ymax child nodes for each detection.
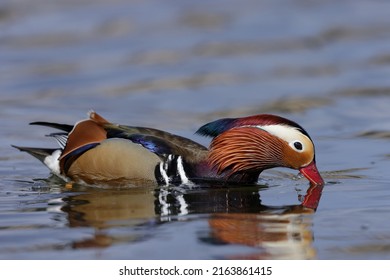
<box><xmin>13</xmin><ymin>111</ymin><xmax>324</xmax><ymax>186</ymax></box>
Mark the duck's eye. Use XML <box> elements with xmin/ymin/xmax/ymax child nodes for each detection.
<box><xmin>293</xmin><ymin>141</ymin><xmax>303</xmax><ymax>151</ymax></box>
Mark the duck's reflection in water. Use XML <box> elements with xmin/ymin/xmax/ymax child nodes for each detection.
<box><xmin>207</xmin><ymin>211</ymin><xmax>315</xmax><ymax>259</ymax></box>
<box><xmin>60</xmin><ymin>187</ymin><xmax>157</xmax><ymax>249</ymax></box>
<box><xmin>57</xmin><ymin>182</ymin><xmax>323</xmax><ymax>259</ymax></box>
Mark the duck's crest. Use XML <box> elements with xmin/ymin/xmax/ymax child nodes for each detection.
<box><xmin>196</xmin><ymin>118</ymin><xmax>237</xmax><ymax>138</ymax></box>
<box><xmin>196</xmin><ymin>114</ymin><xmax>312</xmax><ymax>140</ymax></box>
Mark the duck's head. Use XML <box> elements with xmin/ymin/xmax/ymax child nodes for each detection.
<box><xmin>196</xmin><ymin>114</ymin><xmax>324</xmax><ymax>185</ymax></box>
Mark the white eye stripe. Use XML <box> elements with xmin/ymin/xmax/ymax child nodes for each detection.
<box><xmin>239</xmin><ymin>124</ymin><xmax>313</xmax><ymax>153</ymax></box>
<box><xmin>254</xmin><ymin>124</ymin><xmax>305</xmax><ymax>143</ymax></box>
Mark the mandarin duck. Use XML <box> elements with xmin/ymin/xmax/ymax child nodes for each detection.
<box><xmin>13</xmin><ymin>111</ymin><xmax>324</xmax><ymax>186</ymax></box>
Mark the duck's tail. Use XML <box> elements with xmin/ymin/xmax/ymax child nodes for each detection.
<box><xmin>12</xmin><ymin>145</ymin><xmax>58</xmax><ymax>164</ymax></box>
